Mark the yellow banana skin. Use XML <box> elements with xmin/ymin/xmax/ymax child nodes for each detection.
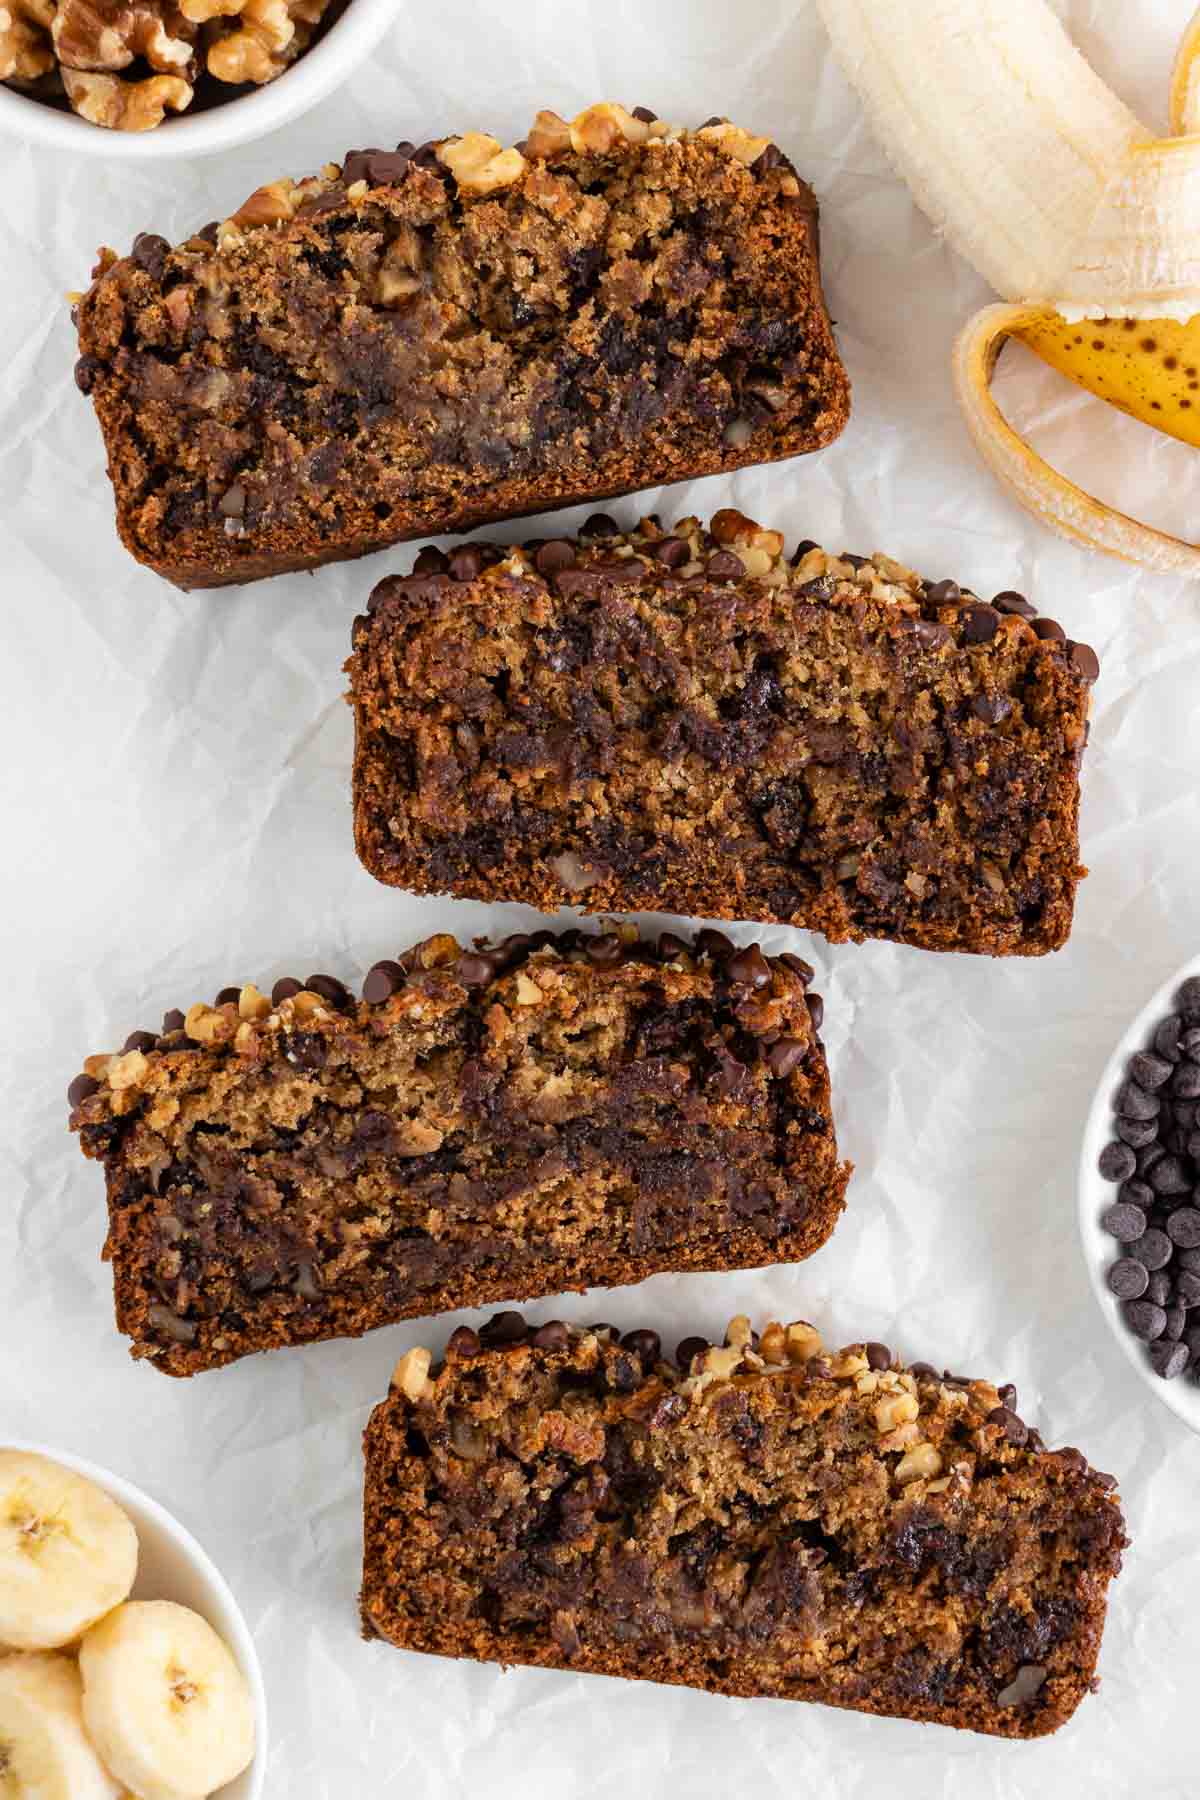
<box><xmin>1012</xmin><ymin>312</ymin><xmax>1200</xmax><ymax>450</ymax></box>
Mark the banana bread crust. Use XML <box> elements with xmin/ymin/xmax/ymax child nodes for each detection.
<box><xmin>73</xmin><ymin>106</ymin><xmax>849</xmax><ymax>590</ymax></box>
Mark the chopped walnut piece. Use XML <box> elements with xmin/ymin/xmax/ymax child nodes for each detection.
<box><xmin>874</xmin><ymin>1391</ymin><xmax>919</xmax><ymax>1433</ymax></box>
<box><xmin>53</xmin><ymin>0</ymin><xmax>196</xmax><ymax>73</ymax></box>
<box><xmin>107</xmin><ymin>1049</ymin><xmax>150</xmax><ymax>1091</ymax></box>
<box><xmin>199</xmin><ymin>0</ymin><xmax>292</xmax><ymax>82</ymax></box>
<box><xmin>0</xmin><ymin>0</ymin><xmax>54</xmax><ymax>80</ymax></box>
<box><xmin>438</xmin><ymin>131</ymin><xmax>527</xmax><ymax>197</ymax></box>
<box><xmin>228</xmin><ymin>178</ymin><xmax>301</xmax><ymax>227</ymax></box>
<box><xmin>183</xmin><ymin>1000</ymin><xmax>235</xmax><ymax>1046</ymax></box>
<box><xmin>392</xmin><ymin>1345</ymin><xmax>432</xmax><ymax>1402</ymax></box>
<box><xmin>894</xmin><ymin>1442</ymin><xmax>944</xmax><ymax>1484</ymax></box>
<box><xmin>569</xmin><ymin>102</ymin><xmax>651</xmax><ymax>155</ymax></box>
<box><xmin>62</xmin><ymin>66</ymin><xmax>192</xmax><ymax>127</ymax></box>
<box><xmin>697</xmin><ymin>120</ymin><xmax>771</xmax><ymax>166</ymax></box>
<box><xmin>784</xmin><ymin>1321</ymin><xmax>822</xmax><ymax>1362</ymax></box>
<box><xmin>524</xmin><ymin>108</ymin><xmax>571</xmax><ymax>158</ymax></box>
<box><xmin>237</xmin><ymin>982</ymin><xmax>271</xmax><ymax>1021</ymax></box>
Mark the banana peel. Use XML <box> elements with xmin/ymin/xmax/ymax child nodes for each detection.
<box><xmin>819</xmin><ymin>0</ymin><xmax>1200</xmax><ymax>574</ymax></box>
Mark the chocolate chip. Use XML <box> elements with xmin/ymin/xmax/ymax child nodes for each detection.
<box><xmin>909</xmin><ymin>1362</ymin><xmax>937</xmax><ymax>1380</ymax></box>
<box><xmin>725</xmin><ymin>944</ymin><xmax>771</xmax><ymax>990</ymax></box>
<box><xmin>162</xmin><ymin>1008</ymin><xmax>185</xmax><ymax>1033</ymax></box>
<box><xmin>1155</xmin><ymin>1015</ymin><xmax>1184</xmax><ymax>1062</ymax></box>
<box><xmin>906</xmin><ymin>618</ymin><xmax>951</xmax><ymax>648</ymax></box>
<box><xmin>1129</xmin><ymin>1228</ymin><xmax>1173</xmax><ymax>1270</ymax></box>
<box><xmin>580</xmin><ymin>513</ymin><xmax>619</xmax><ymax>537</ymax></box>
<box><xmin>585</xmin><ymin>933</ymin><xmax>624</xmax><ymax>967</ymax></box>
<box><xmin>281</xmin><ymin>1031</ymin><xmax>326</xmax><ymax>1071</ymax></box>
<box><xmin>621</xmin><ymin>1328</ymin><xmax>661</xmax><ymax>1365</ymax></box>
<box><xmin>675</xmin><ymin>1336</ymin><xmax>709</xmax><ymax>1370</ymax></box>
<box><xmin>1150</xmin><ymin>1155</ymin><xmax>1191</xmax><ymax>1195</ymax></box>
<box><xmin>1171</xmin><ymin>1060</ymin><xmax>1200</xmax><ymax>1099</ymax></box>
<box><xmin>631</xmin><ymin>105</ymin><xmax>657</xmax><ymax>123</ymax></box>
<box><xmin>1150</xmin><ymin>1338</ymin><xmax>1189</xmax><ymax>1379</ymax></box>
<box><xmin>806</xmin><ymin>992</ymin><xmax>825</xmax><ymax>1032</ymax></box>
<box><xmin>447</xmin><ymin>1325</ymin><xmax>481</xmax><ymax>1357</ymax></box>
<box><xmin>972</xmin><ymin>693</ymin><xmax>1013</xmax><ymax>724</ymax></box>
<box><xmin>532</xmin><ymin>1320</ymin><xmax>570</xmax><ymax>1351</ymax></box>
<box><xmin>1180</xmin><ymin>1248</ymin><xmax>1200</xmax><ymax>1274</ymax></box>
<box><xmin>412</xmin><ymin>546</ymin><xmax>449</xmax><ymax>575</ymax></box>
<box><xmin>654</xmin><ymin>535</ymin><xmax>691</xmax><ymax>568</ymax></box>
<box><xmin>988</xmin><ymin>1405</ymin><xmax>1028</xmax><ymax>1447</ymax></box>
<box><xmin>588</xmin><ymin>1322</ymin><xmax>617</xmax><ymax>1339</ymax></box>
<box><xmin>992</xmin><ymin>590</ymin><xmax>1036</xmax><ymax>619</ymax></box>
<box><xmin>1116</xmin><ymin>1115</ymin><xmax>1158</xmax><ymax>1148</ymax></box>
<box><xmin>792</xmin><ymin>539</ymin><xmax>818</xmax><ymax>560</ymax></box>
<box><xmin>448</xmin><ymin>545</ymin><xmax>485</xmax><ymax>581</ymax></box>
<box><xmin>1124</xmin><ymin>1299</ymin><xmax>1166</xmax><ymax>1340</ymax></box>
<box><xmin>121</xmin><ymin>1029</ymin><xmax>158</xmax><ymax>1054</ymax></box>
<box><xmin>67</xmin><ymin>1073</ymin><xmax>99</xmax><ymax>1108</ymax></box>
<box><xmin>1101</xmin><ymin>1202</ymin><xmax>1147</xmax><ymax>1243</ymax></box>
<box><xmin>1069</xmin><ymin>642</ymin><xmax>1100</xmax><ymax>684</ymax></box>
<box><xmin>130</xmin><ymin>232</ymin><xmax>169</xmax><ymax>281</ymax></box>
<box><xmin>534</xmin><ymin>539</ymin><xmax>577</xmax><ymax>575</ymax></box>
<box><xmin>657</xmin><ymin>932</ymin><xmax>690</xmax><ymax>960</ymax></box>
<box><xmin>766</xmin><ymin>1036</ymin><xmax>807</xmax><ymax>1078</ymax></box>
<box><xmin>1098</xmin><ymin>1141</ymin><xmax>1137</xmax><ymax>1182</ymax></box>
<box><xmin>1147</xmin><ymin>1270</ymin><xmax>1172</xmax><ymax>1306</ymax></box>
<box><xmin>454</xmin><ymin>952</ymin><xmax>500</xmax><ymax>988</ymax></box>
<box><xmin>1107</xmin><ymin>1258</ymin><xmax>1149</xmax><ymax>1299</ymax></box>
<box><xmin>1167</xmin><ymin>1207</ymin><xmax>1200</xmax><ymax>1248</ymax></box>
<box><xmin>961</xmin><ymin>603</ymin><xmax>999</xmax><ymax>643</ymax></box>
<box><xmin>705</xmin><ymin>550</ymin><xmax>743</xmax><ymax>581</ymax></box>
<box><xmin>363</xmin><ymin>960</ymin><xmax>405</xmax><ymax>1003</ymax></box>
<box><xmin>1164</xmin><ymin>1306</ymin><xmax>1186</xmax><ymax>1340</ymax></box>
<box><xmin>74</xmin><ymin>354</ymin><xmax>103</xmax><ymax>394</ymax></box>
<box><xmin>696</xmin><ymin>929</ymin><xmax>735</xmax><ymax>960</ymax></box>
<box><xmin>1032</xmin><ymin>617</ymin><xmax>1067</xmax><ymax>642</ymax></box>
<box><xmin>271</xmin><ymin>977</ymin><xmax>302</xmax><ymax>1006</ymax></box>
<box><xmin>779</xmin><ymin>952</ymin><xmax>815</xmax><ymax>985</ymax></box>
<box><xmin>1131</xmin><ymin>1051</ymin><xmax>1173</xmax><ymax>1091</ymax></box>
<box><xmin>925</xmin><ymin>578</ymin><xmax>961</xmax><ymax>606</ymax></box>
<box><xmin>479</xmin><ymin>1311</ymin><xmax>526</xmax><ymax>1345</ymax></box>
<box><xmin>998</xmin><ymin>1382</ymin><xmax>1018</xmax><ymax>1410</ymax></box>
<box><xmin>1176</xmin><ymin>1271</ymin><xmax>1200</xmax><ymax>1306</ymax></box>
<box><xmin>1116</xmin><ymin>1079</ymin><xmax>1160</xmax><ymax>1120</ymax></box>
<box><xmin>865</xmin><ymin>1342</ymin><xmax>891</xmax><ymax>1371</ymax></box>
<box><xmin>1177</xmin><ymin>975</ymin><xmax>1200</xmax><ymax>1017</ymax></box>
<box><xmin>341</xmin><ymin>147</ymin><xmax>413</xmax><ymax>186</ymax></box>
<box><xmin>215</xmin><ymin>987</ymin><xmax>240</xmax><ymax>1006</ymax></box>
<box><xmin>842</xmin><ymin>552</ymin><xmax>869</xmax><ymax>571</ymax></box>
<box><xmin>307</xmin><ymin>974</ymin><xmax>350</xmax><ymax>1008</ymax></box>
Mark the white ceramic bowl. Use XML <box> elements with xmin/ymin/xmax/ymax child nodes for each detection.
<box><xmin>1</xmin><ymin>1440</ymin><xmax>267</xmax><ymax>1799</ymax></box>
<box><xmin>1077</xmin><ymin>951</ymin><xmax>1200</xmax><ymax>1436</ymax></box>
<box><xmin>0</xmin><ymin>0</ymin><xmax>395</xmax><ymax>160</ymax></box>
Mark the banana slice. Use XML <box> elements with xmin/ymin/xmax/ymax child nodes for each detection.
<box><xmin>0</xmin><ymin>1452</ymin><xmax>138</xmax><ymax>1652</ymax></box>
<box><xmin>0</xmin><ymin>1652</ymin><xmax>122</xmax><ymax>1799</ymax></box>
<box><xmin>80</xmin><ymin>1601</ymin><xmax>254</xmax><ymax>1800</ymax></box>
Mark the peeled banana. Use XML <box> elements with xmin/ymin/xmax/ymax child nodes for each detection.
<box><xmin>0</xmin><ymin>1653</ymin><xmax>122</xmax><ymax>1800</ymax></box>
<box><xmin>79</xmin><ymin>1600</ymin><xmax>255</xmax><ymax>1800</ymax></box>
<box><xmin>818</xmin><ymin>0</ymin><xmax>1200</xmax><ymax>575</ymax></box>
<box><xmin>0</xmin><ymin>1451</ymin><xmax>138</xmax><ymax>1652</ymax></box>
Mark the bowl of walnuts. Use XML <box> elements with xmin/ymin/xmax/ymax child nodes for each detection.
<box><xmin>0</xmin><ymin>0</ymin><xmax>396</xmax><ymax>154</ymax></box>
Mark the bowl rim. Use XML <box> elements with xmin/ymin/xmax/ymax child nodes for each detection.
<box><xmin>1076</xmin><ymin>949</ymin><xmax>1200</xmax><ymax>1437</ymax></box>
<box><xmin>0</xmin><ymin>1437</ymin><xmax>268</xmax><ymax>1799</ymax></box>
<box><xmin>0</xmin><ymin>0</ymin><xmax>396</xmax><ymax>160</ymax></box>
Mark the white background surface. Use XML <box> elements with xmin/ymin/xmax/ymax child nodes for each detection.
<box><xmin>2</xmin><ymin>3</ymin><xmax>1199</xmax><ymax>1795</ymax></box>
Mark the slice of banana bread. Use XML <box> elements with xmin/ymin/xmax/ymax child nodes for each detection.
<box><xmin>67</xmin><ymin>928</ymin><xmax>847</xmax><ymax>1376</ymax></box>
<box><xmin>72</xmin><ymin>104</ymin><xmax>849</xmax><ymax>590</ymax></box>
<box><xmin>348</xmin><ymin>510</ymin><xmax>1098</xmax><ymax>956</ymax></box>
<box><xmin>361</xmin><ymin>1313</ymin><xmax>1127</xmax><ymax>1739</ymax></box>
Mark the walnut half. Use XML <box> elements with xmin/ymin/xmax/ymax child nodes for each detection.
<box><xmin>62</xmin><ymin>66</ymin><xmax>192</xmax><ymax>126</ymax></box>
<box><xmin>0</xmin><ymin>0</ymin><xmax>55</xmax><ymax>81</ymax></box>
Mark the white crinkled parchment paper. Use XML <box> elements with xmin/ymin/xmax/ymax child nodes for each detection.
<box><xmin>3</xmin><ymin>2</ymin><xmax>1200</xmax><ymax>1793</ymax></box>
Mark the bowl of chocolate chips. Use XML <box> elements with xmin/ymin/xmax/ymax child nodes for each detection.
<box><xmin>1079</xmin><ymin>954</ymin><xmax>1200</xmax><ymax>1431</ymax></box>
<box><xmin>0</xmin><ymin>0</ymin><xmax>395</xmax><ymax>156</ymax></box>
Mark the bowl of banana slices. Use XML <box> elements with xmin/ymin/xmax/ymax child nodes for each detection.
<box><xmin>0</xmin><ymin>1443</ymin><xmax>265</xmax><ymax>1799</ymax></box>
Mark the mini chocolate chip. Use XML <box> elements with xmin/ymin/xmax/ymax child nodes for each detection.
<box><xmin>307</xmin><ymin>974</ymin><xmax>350</xmax><ymax>1008</ymax></box>
<box><xmin>806</xmin><ymin>992</ymin><xmax>825</xmax><ymax>1032</ymax></box>
<box><xmin>766</xmin><ymin>1036</ymin><xmax>807</xmax><ymax>1078</ymax></box>
<box><xmin>675</xmin><ymin>1336</ymin><xmax>709</xmax><ymax>1370</ymax></box>
<box><xmin>909</xmin><ymin>1362</ymin><xmax>937</xmax><ymax>1380</ymax></box>
<box><xmin>122</xmin><ymin>1029</ymin><xmax>158</xmax><ymax>1053</ymax></box>
<box><xmin>1053</xmin><ymin>1447</ymin><xmax>1088</xmax><ymax>1474</ymax></box>
<box><xmin>535</xmin><ymin>539</ymin><xmax>577</xmax><ymax>575</ymax></box>
<box><xmin>455</xmin><ymin>952</ymin><xmax>500</xmax><ymax>987</ymax></box>
<box><xmin>621</xmin><ymin>1328</ymin><xmax>661</xmax><ymax>1364</ymax></box>
<box><xmin>631</xmin><ymin>105</ymin><xmax>657</xmax><ymax>123</ymax></box>
<box><xmin>1147</xmin><ymin>1270</ymin><xmax>1172</xmax><ymax>1306</ymax></box>
<box><xmin>654</xmin><ymin>535</ymin><xmax>690</xmax><ymax>567</ymax></box>
<box><xmin>1101</xmin><ymin>1202</ymin><xmax>1147</xmax><ymax>1243</ymax></box>
<box><xmin>972</xmin><ymin>692</ymin><xmax>1013</xmax><ymax>724</ymax></box>
<box><xmin>1116</xmin><ymin>1079</ymin><xmax>1160</xmax><ymax>1120</ymax></box>
<box><xmin>657</xmin><ymin>932</ymin><xmax>691</xmax><ymax>960</ymax></box>
<box><xmin>161</xmin><ymin>1008</ymin><xmax>185</xmax><ymax>1033</ymax></box>
<box><xmin>779</xmin><ymin>952</ymin><xmax>815</xmax><ymax>985</ymax></box>
<box><xmin>1069</xmin><ymin>642</ymin><xmax>1100</xmax><ymax>683</ymax></box>
<box><xmin>74</xmin><ymin>354</ymin><xmax>103</xmax><ymax>394</ymax></box>
<box><xmin>446</xmin><ymin>1326</ymin><xmax>481</xmax><ymax>1357</ymax></box>
<box><xmin>1032</xmin><ymin>617</ymin><xmax>1067</xmax><ymax>642</ymax></box>
<box><xmin>1124</xmin><ymin>1298</ymin><xmax>1166</xmax><ymax>1340</ymax></box>
<box><xmin>1107</xmin><ymin>1259</ymin><xmax>1149</xmax><ymax>1299</ymax></box>
<box><xmin>412</xmin><ymin>546</ymin><xmax>449</xmax><ymax>575</ymax></box>
<box><xmin>961</xmin><ymin>603</ymin><xmax>1000</xmax><ymax>643</ymax></box>
<box><xmin>865</xmin><ymin>1342</ymin><xmax>891</xmax><ymax>1371</ymax></box>
<box><xmin>282</xmin><ymin>1031</ymin><xmax>326</xmax><ymax>1071</ymax></box>
<box><xmin>363</xmin><ymin>960</ymin><xmax>405</xmax><ymax>1003</ymax></box>
<box><xmin>580</xmin><ymin>513</ymin><xmax>619</xmax><ymax>537</ymax></box>
<box><xmin>271</xmin><ymin>977</ymin><xmax>303</xmax><ymax>1006</ymax></box>
<box><xmin>1130</xmin><ymin>1228</ymin><xmax>1173</xmax><ymax>1270</ymax></box>
<box><xmin>906</xmin><ymin>618</ymin><xmax>951</xmax><ymax>648</ymax></box>
<box><xmin>992</xmin><ymin>590</ymin><xmax>1036</xmax><ymax>619</ymax></box>
<box><xmin>448</xmin><ymin>545</ymin><xmax>485</xmax><ymax>581</ymax></box>
<box><xmin>67</xmin><ymin>1073</ymin><xmax>99</xmax><ymax>1108</ymax></box>
<box><xmin>215</xmin><ymin>986</ymin><xmax>240</xmax><ymax>1006</ymax></box>
<box><xmin>988</xmin><ymin>1405</ymin><xmax>1028</xmax><ymax>1446</ymax></box>
<box><xmin>585</xmin><ymin>933</ymin><xmax>624</xmax><ymax>967</ymax></box>
<box><xmin>705</xmin><ymin>550</ymin><xmax>743</xmax><ymax>581</ymax></box>
<box><xmin>1167</xmin><ymin>1207</ymin><xmax>1200</xmax><ymax>1247</ymax></box>
<box><xmin>998</xmin><ymin>1383</ymin><xmax>1018</xmax><ymax>1410</ymax></box>
<box><xmin>130</xmin><ymin>232</ymin><xmax>169</xmax><ymax>280</ymax></box>
<box><xmin>1098</xmin><ymin>1141</ymin><xmax>1136</xmax><ymax>1182</ymax></box>
<box><xmin>695</xmin><ymin>929</ymin><xmax>735</xmax><ymax>960</ymax></box>
<box><xmin>725</xmin><ymin>944</ymin><xmax>771</xmax><ymax>989</ymax></box>
<box><xmin>479</xmin><ymin>1311</ymin><xmax>526</xmax><ymax>1345</ymax></box>
<box><xmin>1150</xmin><ymin>1338</ymin><xmax>1189</xmax><ymax>1379</ymax></box>
<box><xmin>925</xmin><ymin>578</ymin><xmax>961</xmax><ymax>605</ymax></box>
<box><xmin>1150</xmin><ymin>1155</ymin><xmax>1191</xmax><ymax>1195</ymax></box>
<box><xmin>532</xmin><ymin>1320</ymin><xmax>570</xmax><ymax>1351</ymax></box>
<box><xmin>792</xmin><ymin>539</ymin><xmax>819</xmax><ymax>560</ymax></box>
<box><xmin>1131</xmin><ymin>1051</ymin><xmax>1173</xmax><ymax>1091</ymax></box>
